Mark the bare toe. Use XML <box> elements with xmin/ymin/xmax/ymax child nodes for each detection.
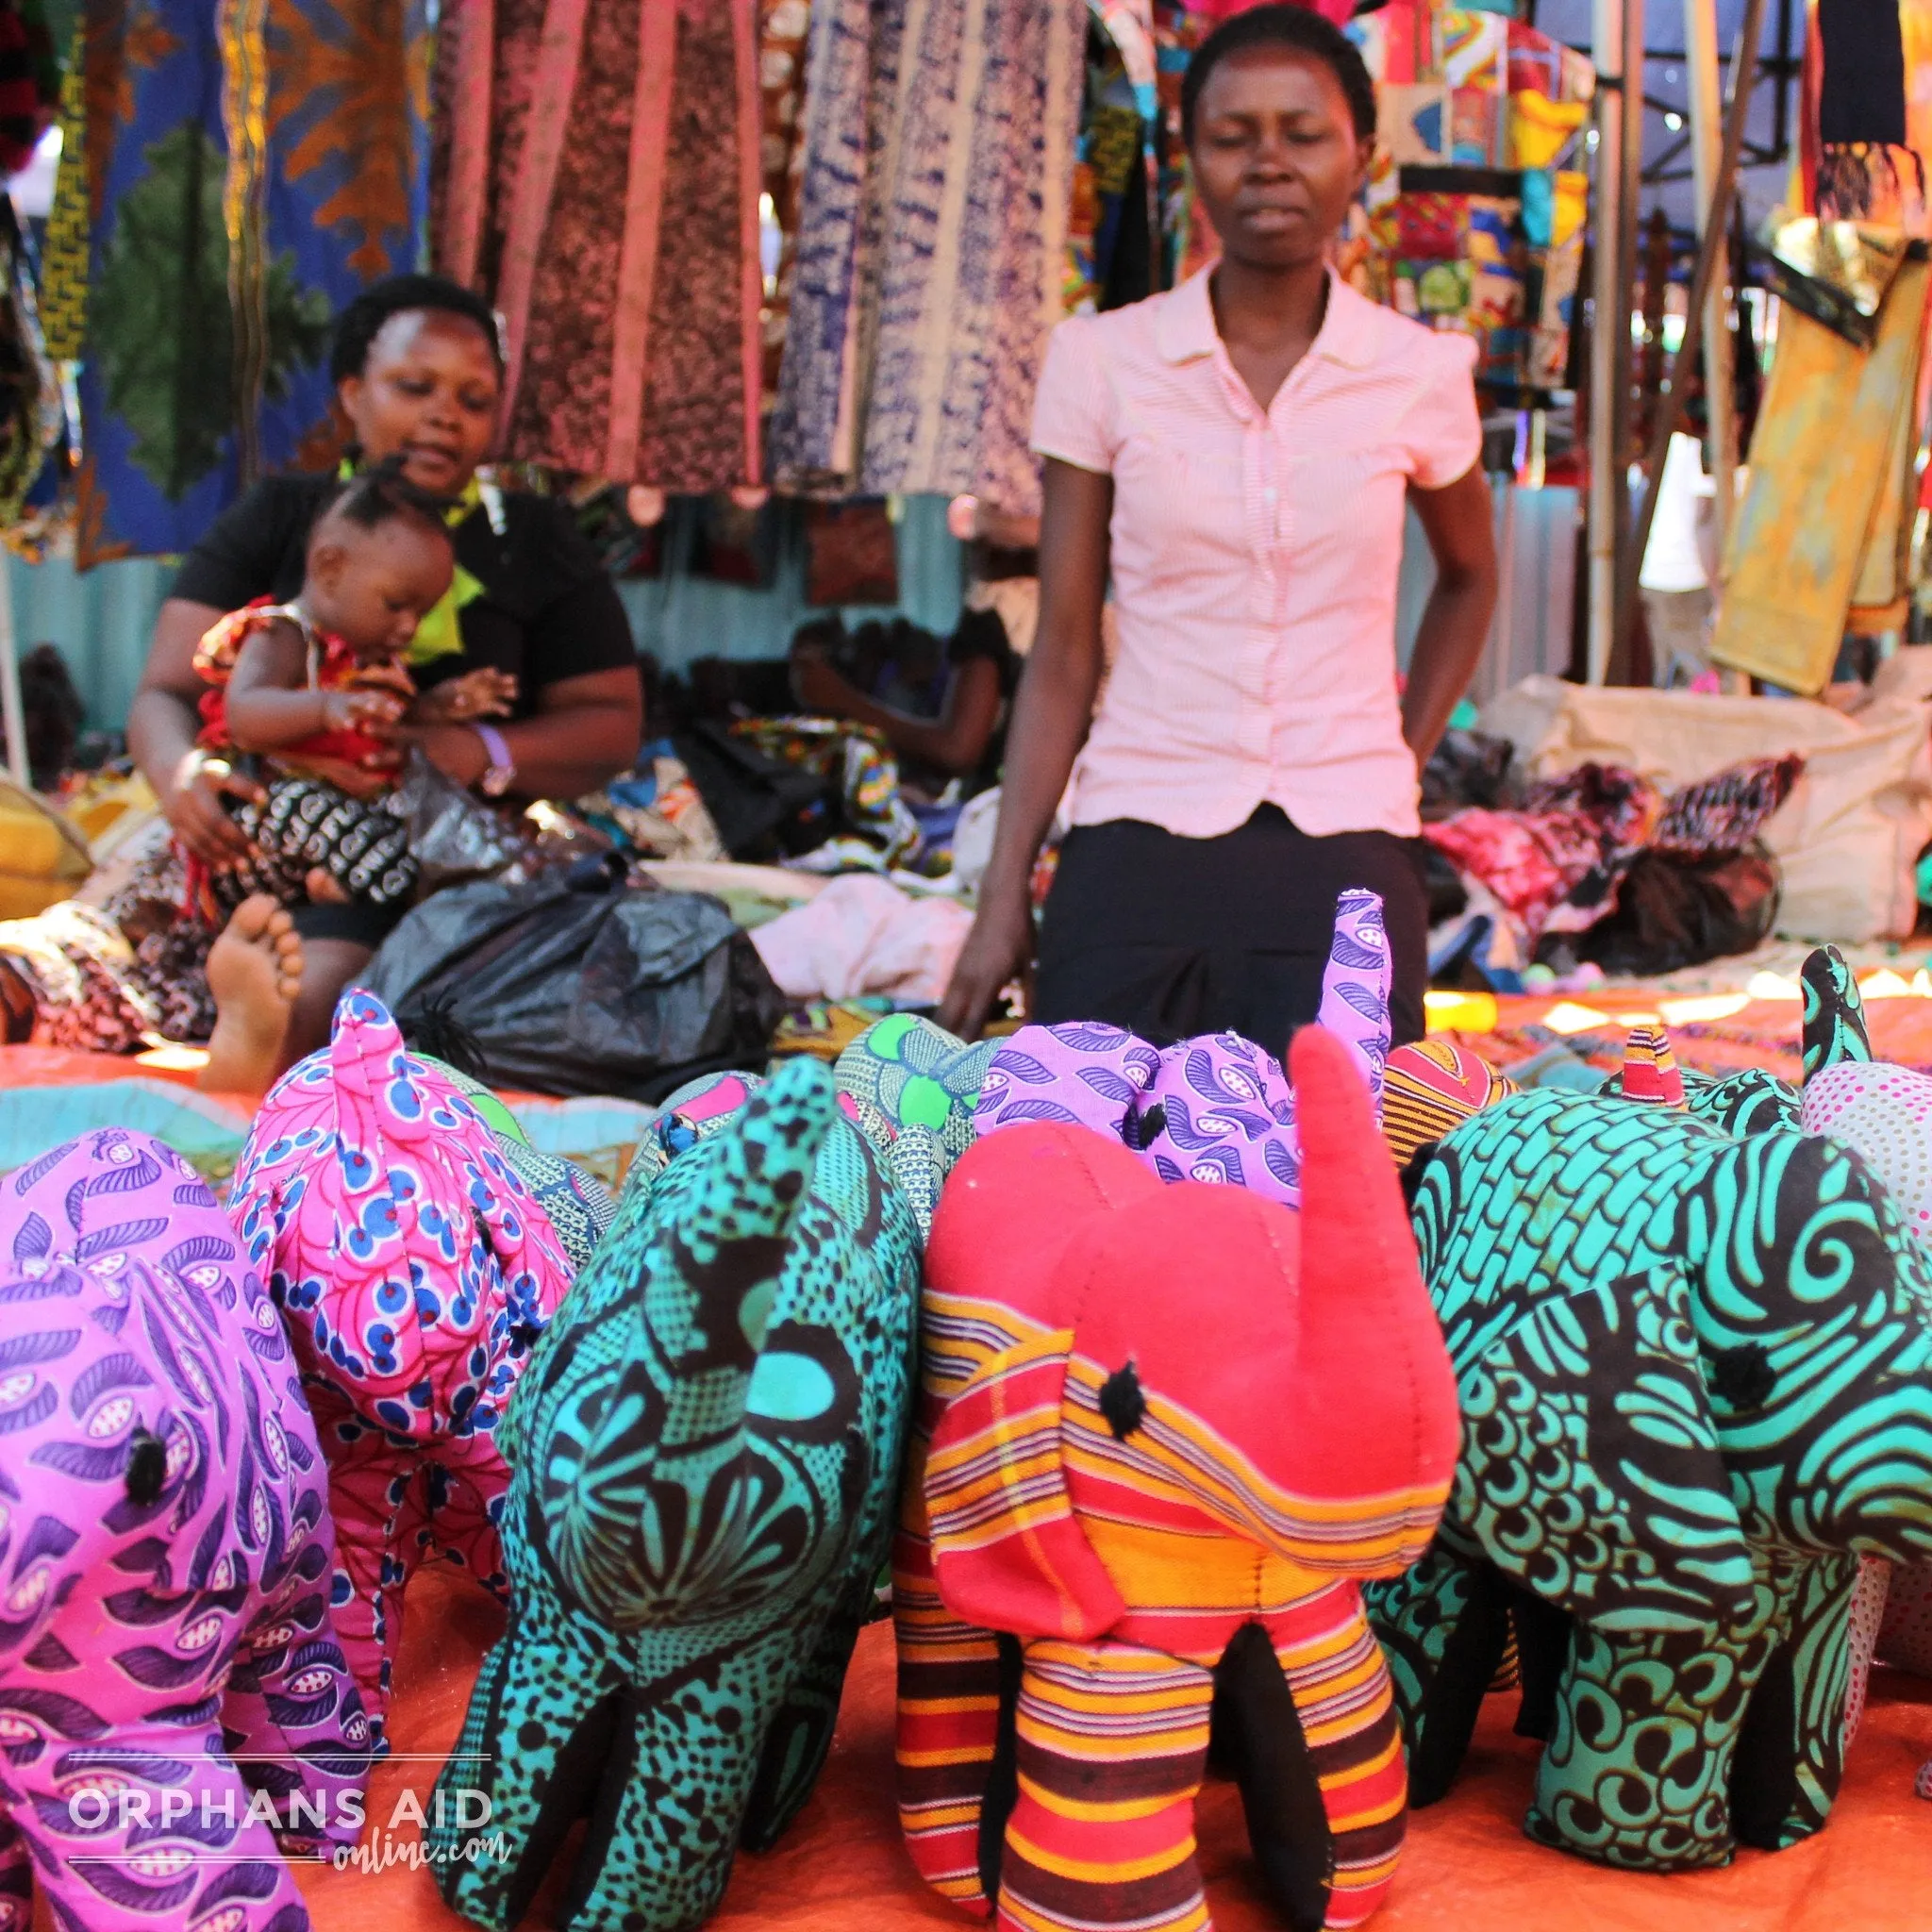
<box><xmin>228</xmin><ymin>893</ymin><xmax>279</xmax><ymax>942</ymax></box>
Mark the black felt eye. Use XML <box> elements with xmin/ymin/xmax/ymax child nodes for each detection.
<box><xmin>1708</xmin><ymin>1342</ymin><xmax>1776</xmax><ymax>1415</ymax></box>
<box><xmin>1098</xmin><ymin>1362</ymin><xmax>1147</xmax><ymax>1441</ymax></box>
<box><xmin>125</xmin><ymin>1428</ymin><xmax>167</xmax><ymax>1505</ymax></box>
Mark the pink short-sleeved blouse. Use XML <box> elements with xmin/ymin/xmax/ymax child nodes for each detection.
<box><xmin>1031</xmin><ymin>268</ymin><xmax>1483</xmax><ymax>842</ymax></box>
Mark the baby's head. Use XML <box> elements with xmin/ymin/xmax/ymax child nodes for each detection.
<box><xmin>303</xmin><ymin>461</ymin><xmax>456</xmax><ymax>660</ymax></box>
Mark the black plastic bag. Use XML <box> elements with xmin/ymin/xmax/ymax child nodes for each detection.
<box><xmin>389</xmin><ymin>749</ymin><xmax>533</xmax><ymax>891</ymax></box>
<box><xmin>673</xmin><ymin>722</ymin><xmax>832</xmax><ymax>860</ymax></box>
<box><xmin>358</xmin><ymin>860</ymin><xmax>786</xmax><ymax>1102</ymax></box>
<box><xmin>1574</xmin><ymin>843</ymin><xmax>1781</xmax><ymax>977</ymax></box>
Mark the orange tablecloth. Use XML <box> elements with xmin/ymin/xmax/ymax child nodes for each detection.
<box><xmin>284</xmin><ymin>1569</ymin><xmax>1931</xmax><ymax>1932</ymax></box>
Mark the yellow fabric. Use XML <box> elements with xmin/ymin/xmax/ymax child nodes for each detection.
<box><xmin>1713</xmin><ymin>255</ymin><xmax>1930</xmax><ymax>694</ymax></box>
<box><xmin>1508</xmin><ymin>92</ymin><xmax>1588</xmax><ymax>171</ymax></box>
<box><xmin>408</xmin><ymin>559</ymin><xmax>485</xmax><ymax>667</ymax></box>
<box><xmin>0</xmin><ymin>779</ymin><xmax>92</xmax><ymax>918</ymax></box>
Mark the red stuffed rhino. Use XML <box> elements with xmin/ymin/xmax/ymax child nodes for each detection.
<box><xmin>895</xmin><ymin>1025</ymin><xmax>1460</xmax><ymax>1932</ymax></box>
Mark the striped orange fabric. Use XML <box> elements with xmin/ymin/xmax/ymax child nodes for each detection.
<box><xmin>897</xmin><ymin>1032</ymin><xmax>1457</xmax><ymax>1932</ymax></box>
<box><xmin>1379</xmin><ymin>1040</ymin><xmax>1518</xmax><ymax>1164</ymax></box>
<box><xmin>1620</xmin><ymin>1024</ymin><xmax>1687</xmax><ymax>1107</ymax></box>
<box><xmin>895</xmin><ymin>1291</ymin><xmax>1044</xmax><ymax>1913</ymax></box>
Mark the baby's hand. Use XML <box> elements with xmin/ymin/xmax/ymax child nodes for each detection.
<box><xmin>409</xmin><ymin>667</ymin><xmax>518</xmax><ymax>723</ymax></box>
<box><xmin>323</xmin><ymin>688</ymin><xmax>406</xmax><ymax>736</ymax></box>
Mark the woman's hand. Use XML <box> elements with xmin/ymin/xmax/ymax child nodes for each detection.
<box><xmin>936</xmin><ymin>887</ymin><xmax>1034</xmax><ymax>1040</ymax></box>
<box><xmin>158</xmin><ymin>748</ymin><xmax>265</xmax><ymax>864</ymax></box>
<box><xmin>396</xmin><ymin>724</ymin><xmax>491</xmax><ymax>790</ymax></box>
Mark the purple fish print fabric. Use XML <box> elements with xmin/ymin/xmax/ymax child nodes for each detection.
<box><xmin>974</xmin><ymin>890</ymin><xmax>1392</xmax><ymax>1207</ymax></box>
<box><xmin>0</xmin><ymin>1129</ymin><xmax>370</xmax><ymax>1932</ymax></box>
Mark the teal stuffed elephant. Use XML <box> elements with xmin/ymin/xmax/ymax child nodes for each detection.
<box><xmin>1369</xmin><ymin>1069</ymin><xmax>1932</xmax><ymax>1873</ymax></box>
<box><xmin>427</xmin><ymin>1057</ymin><xmax>920</xmax><ymax>1930</ymax></box>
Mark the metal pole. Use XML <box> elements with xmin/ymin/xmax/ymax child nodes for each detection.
<box><xmin>1684</xmin><ymin>0</ymin><xmax>1736</xmax><ymax>559</ymax></box>
<box><xmin>0</xmin><ymin>558</ymin><xmax>25</xmax><ymax>788</ymax></box>
<box><xmin>1587</xmin><ymin>0</ymin><xmax>1624</xmax><ymax>684</ymax></box>
<box><xmin>1610</xmin><ymin>0</ymin><xmax>1645</xmax><ymax>678</ymax></box>
<box><xmin>1617</xmin><ymin>0</ymin><xmax>1768</xmax><ymax>658</ymax></box>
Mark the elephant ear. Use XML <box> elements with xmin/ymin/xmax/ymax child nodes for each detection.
<box><xmin>1456</xmin><ymin>1268</ymin><xmax>1757</xmax><ymax>1633</ymax></box>
<box><xmin>924</xmin><ymin>1329</ymin><xmax>1125</xmax><ymax>1643</ymax></box>
<box><xmin>1803</xmin><ymin>945</ymin><xmax>1873</xmax><ymax>1083</ymax></box>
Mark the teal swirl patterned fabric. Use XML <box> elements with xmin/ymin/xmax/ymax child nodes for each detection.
<box><xmin>1802</xmin><ymin>943</ymin><xmax>1874</xmax><ymax>1082</ymax></box>
<box><xmin>1368</xmin><ymin>1085</ymin><xmax>1932</xmax><ymax>1872</ymax></box>
<box><xmin>427</xmin><ymin>1058</ymin><xmax>919</xmax><ymax>1931</ymax></box>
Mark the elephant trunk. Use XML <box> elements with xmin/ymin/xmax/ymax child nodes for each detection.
<box><xmin>646</xmin><ymin>1058</ymin><xmax>836</xmax><ymax>1460</ymax></box>
<box><xmin>1289</xmin><ymin>1024</ymin><xmax>1461</xmax><ymax>1535</ymax></box>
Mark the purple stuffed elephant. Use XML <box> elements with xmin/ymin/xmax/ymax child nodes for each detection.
<box><xmin>974</xmin><ymin>886</ymin><xmax>1392</xmax><ymax>1206</ymax></box>
<box><xmin>0</xmin><ymin>1128</ymin><xmax>371</xmax><ymax>1932</ymax></box>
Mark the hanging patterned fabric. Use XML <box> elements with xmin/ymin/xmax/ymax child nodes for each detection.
<box><xmin>432</xmin><ymin>0</ymin><xmax>762</xmax><ymax>490</ymax></box>
<box><xmin>758</xmin><ymin>0</ymin><xmax>812</xmax><ymax>422</ymax></box>
<box><xmin>64</xmin><ymin>0</ymin><xmax>431</xmax><ymax>566</ymax></box>
<box><xmin>1065</xmin><ymin>0</ymin><xmax>1160</xmax><ymax>314</ymax></box>
<box><xmin>770</xmin><ymin>0</ymin><xmax>1084</xmax><ymax>514</ymax></box>
<box><xmin>1801</xmin><ymin>0</ymin><xmax>1931</xmax><ymax>233</ymax></box>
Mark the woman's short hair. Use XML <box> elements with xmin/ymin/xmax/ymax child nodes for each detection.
<box><xmin>1182</xmin><ymin>4</ymin><xmax>1378</xmax><ymax>146</ymax></box>
<box><xmin>329</xmin><ymin>275</ymin><xmax>505</xmax><ymax>386</ymax></box>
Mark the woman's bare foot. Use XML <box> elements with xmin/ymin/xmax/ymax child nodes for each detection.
<box><xmin>200</xmin><ymin>896</ymin><xmax>305</xmax><ymax>1092</ymax></box>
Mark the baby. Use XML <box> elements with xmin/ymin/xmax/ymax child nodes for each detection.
<box><xmin>192</xmin><ymin>461</ymin><xmax>515</xmax><ymax>922</ymax></box>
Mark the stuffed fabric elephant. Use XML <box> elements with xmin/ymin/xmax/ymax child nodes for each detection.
<box><xmin>1370</xmin><ymin>1059</ymin><xmax>1932</xmax><ymax>1871</ymax></box>
<box><xmin>1378</xmin><ymin>1040</ymin><xmax>1518</xmax><ymax>1165</ymax></box>
<box><xmin>228</xmin><ymin>991</ymin><xmax>578</xmax><ymax>1743</ymax></box>
<box><xmin>1788</xmin><ymin>972</ymin><xmax>1932</xmax><ymax>1794</ymax></box>
<box><xmin>898</xmin><ymin>1025</ymin><xmax>1460</xmax><ymax>1932</ymax></box>
<box><xmin>0</xmin><ymin>1130</ymin><xmax>371</xmax><ymax>1932</ymax></box>
<box><xmin>427</xmin><ymin>1056</ymin><xmax>920</xmax><ymax>1932</ymax></box>
<box><xmin>833</xmin><ymin>1015</ymin><xmax>997</xmax><ymax>1238</ymax></box>
<box><xmin>971</xmin><ymin>890</ymin><xmax>1391</xmax><ymax>1207</ymax></box>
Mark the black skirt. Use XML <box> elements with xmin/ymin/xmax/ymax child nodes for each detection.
<box><xmin>1032</xmin><ymin>804</ymin><xmax>1427</xmax><ymax>1051</ymax></box>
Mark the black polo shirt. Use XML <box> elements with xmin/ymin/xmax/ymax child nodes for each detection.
<box><xmin>170</xmin><ymin>475</ymin><xmax>635</xmax><ymax>716</ymax></box>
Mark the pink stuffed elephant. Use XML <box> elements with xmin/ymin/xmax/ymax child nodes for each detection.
<box><xmin>0</xmin><ymin>1128</ymin><xmax>371</xmax><ymax>1932</ymax></box>
<box><xmin>229</xmin><ymin>992</ymin><xmax>575</xmax><ymax>1743</ymax></box>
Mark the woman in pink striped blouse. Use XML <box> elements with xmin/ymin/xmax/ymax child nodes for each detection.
<box><xmin>939</xmin><ymin>4</ymin><xmax>1498</xmax><ymax>1051</ymax></box>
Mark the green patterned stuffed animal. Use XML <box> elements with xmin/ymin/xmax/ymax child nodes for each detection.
<box><xmin>427</xmin><ymin>1057</ymin><xmax>920</xmax><ymax>1930</ymax></box>
<box><xmin>1368</xmin><ymin>1075</ymin><xmax>1932</xmax><ymax>1872</ymax></box>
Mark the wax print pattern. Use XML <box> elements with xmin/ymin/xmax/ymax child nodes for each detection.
<box><xmin>67</xmin><ymin>0</ymin><xmax>431</xmax><ymax>562</ymax></box>
<box><xmin>770</xmin><ymin>0</ymin><xmax>1085</xmax><ymax>510</ymax></box>
<box><xmin>1797</xmin><ymin>1047</ymin><xmax>1932</xmax><ymax>1796</ymax></box>
<box><xmin>228</xmin><ymin>991</ymin><xmax>574</xmax><ymax>1743</ymax></box>
<box><xmin>974</xmin><ymin>887</ymin><xmax>1391</xmax><ymax>1206</ymax></box>
<box><xmin>1373</xmin><ymin>1084</ymin><xmax>1932</xmax><ymax>1870</ymax></box>
<box><xmin>427</xmin><ymin>1059</ymin><xmax>920</xmax><ymax>1932</ymax></box>
<box><xmin>0</xmin><ymin>1128</ymin><xmax>370</xmax><ymax>1932</ymax></box>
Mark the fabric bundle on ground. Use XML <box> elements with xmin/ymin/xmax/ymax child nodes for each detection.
<box><xmin>1424</xmin><ymin>754</ymin><xmax>1800</xmax><ymax>966</ymax></box>
<box><xmin>751</xmin><ymin>873</ymin><xmax>973</xmax><ymax>1006</ymax></box>
<box><xmin>1481</xmin><ymin>669</ymin><xmax>1932</xmax><ymax>943</ymax></box>
<box><xmin>428</xmin><ymin>1057</ymin><xmax>920</xmax><ymax>1932</ymax></box>
<box><xmin>897</xmin><ymin>1025</ymin><xmax>1461</xmax><ymax>1932</ymax></box>
<box><xmin>0</xmin><ymin>1126</ymin><xmax>373</xmax><ymax>1930</ymax></box>
<box><xmin>228</xmin><ymin>991</ymin><xmax>577</xmax><ymax>1742</ymax></box>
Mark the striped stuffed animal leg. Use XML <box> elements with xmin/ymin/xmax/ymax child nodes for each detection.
<box><xmin>894</xmin><ymin>1521</ymin><xmax>1006</xmax><ymax>1916</ymax></box>
<box><xmin>993</xmin><ymin>1638</ymin><xmax>1213</xmax><ymax>1932</ymax></box>
<box><xmin>1216</xmin><ymin>1588</ymin><xmax>1409</xmax><ymax>1932</ymax></box>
